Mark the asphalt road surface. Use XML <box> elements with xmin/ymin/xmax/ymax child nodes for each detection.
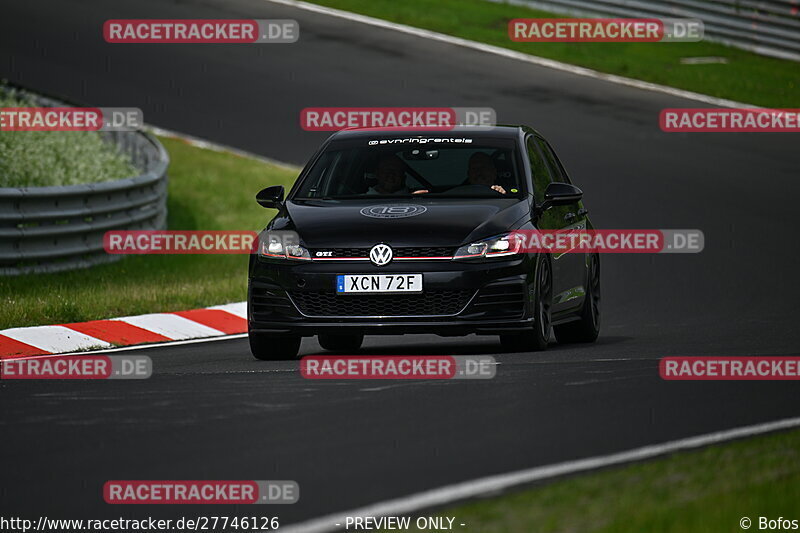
<box><xmin>2</xmin><ymin>0</ymin><xmax>799</xmax><ymax>528</ymax></box>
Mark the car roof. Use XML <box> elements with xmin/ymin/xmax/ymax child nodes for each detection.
<box><xmin>327</xmin><ymin>125</ymin><xmax>530</xmax><ymax>141</ymax></box>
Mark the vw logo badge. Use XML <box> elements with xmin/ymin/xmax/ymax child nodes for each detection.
<box><xmin>369</xmin><ymin>244</ymin><xmax>393</xmax><ymax>266</ymax></box>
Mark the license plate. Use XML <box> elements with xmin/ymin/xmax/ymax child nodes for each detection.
<box><xmin>337</xmin><ymin>274</ymin><xmax>423</xmax><ymax>294</ymax></box>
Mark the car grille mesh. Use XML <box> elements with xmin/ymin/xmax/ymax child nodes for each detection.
<box><xmin>311</xmin><ymin>247</ymin><xmax>455</xmax><ymax>259</ymax></box>
<box><xmin>396</xmin><ymin>247</ymin><xmax>455</xmax><ymax>258</ymax></box>
<box><xmin>289</xmin><ymin>290</ymin><xmax>473</xmax><ymax>317</ymax></box>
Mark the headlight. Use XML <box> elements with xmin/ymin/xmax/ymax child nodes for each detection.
<box><xmin>259</xmin><ymin>233</ymin><xmax>312</xmax><ymax>261</ymax></box>
<box><xmin>453</xmin><ymin>233</ymin><xmax>523</xmax><ymax>260</ymax></box>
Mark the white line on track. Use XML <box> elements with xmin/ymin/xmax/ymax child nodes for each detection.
<box><xmin>359</xmin><ymin>383</ymin><xmax>420</xmax><ymax>392</ymax></box>
<box><xmin>264</xmin><ymin>0</ymin><xmax>756</xmax><ymax>109</ymax></box>
<box><xmin>279</xmin><ymin>416</ymin><xmax>800</xmax><ymax>533</ymax></box>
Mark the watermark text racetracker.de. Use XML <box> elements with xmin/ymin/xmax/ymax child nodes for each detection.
<box><xmin>1</xmin><ymin>355</ymin><xmax>151</xmax><ymax>380</ymax></box>
<box><xmin>0</xmin><ymin>107</ymin><xmax>143</xmax><ymax>131</ymax></box>
<box><xmin>661</xmin><ymin>357</ymin><xmax>800</xmax><ymax>380</ymax></box>
<box><xmin>660</xmin><ymin>109</ymin><xmax>800</xmax><ymax>132</ymax></box>
<box><xmin>104</xmin><ymin>480</ymin><xmax>298</xmax><ymax>505</ymax></box>
<box><xmin>103</xmin><ymin>19</ymin><xmax>298</xmax><ymax>43</ymax></box>
<box><xmin>104</xmin><ymin>231</ymin><xmax>258</xmax><ymax>254</ymax></box>
<box><xmin>509</xmin><ymin>18</ymin><xmax>703</xmax><ymax>42</ymax></box>
<box><xmin>511</xmin><ymin>229</ymin><xmax>704</xmax><ymax>254</ymax></box>
<box><xmin>300</xmin><ymin>107</ymin><xmax>496</xmax><ymax>131</ymax></box>
<box><xmin>301</xmin><ymin>355</ymin><xmax>496</xmax><ymax>380</ymax></box>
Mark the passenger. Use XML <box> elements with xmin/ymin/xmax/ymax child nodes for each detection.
<box><xmin>466</xmin><ymin>152</ymin><xmax>506</xmax><ymax>194</ymax></box>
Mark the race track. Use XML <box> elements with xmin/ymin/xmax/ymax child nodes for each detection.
<box><xmin>1</xmin><ymin>0</ymin><xmax>799</xmax><ymax>527</ymax></box>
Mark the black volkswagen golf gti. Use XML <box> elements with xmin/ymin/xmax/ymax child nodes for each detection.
<box><xmin>247</xmin><ymin>126</ymin><xmax>600</xmax><ymax>359</ymax></box>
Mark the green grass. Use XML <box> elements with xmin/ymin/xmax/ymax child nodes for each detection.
<box><xmin>307</xmin><ymin>0</ymin><xmax>800</xmax><ymax>108</ymax></box>
<box><xmin>0</xmin><ymin>92</ymin><xmax>137</xmax><ymax>187</ymax></box>
<box><xmin>0</xmin><ymin>136</ymin><xmax>299</xmax><ymax>329</ymax></box>
<box><xmin>408</xmin><ymin>428</ymin><xmax>800</xmax><ymax>533</ymax></box>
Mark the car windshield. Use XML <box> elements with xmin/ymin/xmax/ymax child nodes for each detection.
<box><xmin>293</xmin><ymin>137</ymin><xmax>523</xmax><ymax>199</ymax></box>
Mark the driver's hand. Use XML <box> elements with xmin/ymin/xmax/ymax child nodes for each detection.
<box><xmin>412</xmin><ymin>189</ymin><xmax>429</xmax><ymax>194</ymax></box>
<box><xmin>491</xmin><ymin>185</ymin><xmax>506</xmax><ymax>194</ymax></box>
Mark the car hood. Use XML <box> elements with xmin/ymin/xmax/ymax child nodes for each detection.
<box><xmin>274</xmin><ymin>198</ymin><xmax>530</xmax><ymax>248</ymax></box>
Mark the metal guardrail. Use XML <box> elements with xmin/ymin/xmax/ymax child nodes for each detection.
<box><xmin>497</xmin><ymin>0</ymin><xmax>800</xmax><ymax>62</ymax></box>
<box><xmin>0</xmin><ymin>92</ymin><xmax>169</xmax><ymax>276</ymax></box>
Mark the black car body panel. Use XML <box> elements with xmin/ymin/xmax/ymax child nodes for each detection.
<box><xmin>280</xmin><ymin>198</ymin><xmax>529</xmax><ymax>248</ymax></box>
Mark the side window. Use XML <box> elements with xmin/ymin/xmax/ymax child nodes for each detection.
<box><xmin>529</xmin><ymin>136</ymin><xmax>576</xmax><ymax>227</ymax></box>
<box><xmin>298</xmin><ymin>152</ymin><xmax>335</xmax><ymax>197</ymax></box>
<box><xmin>301</xmin><ymin>150</ymin><xmax>361</xmax><ymax>196</ymax></box>
<box><xmin>537</xmin><ymin>137</ymin><xmax>582</xmax><ymax>215</ymax></box>
<box><xmin>543</xmin><ymin>140</ymin><xmax>572</xmax><ymax>184</ymax></box>
<box><xmin>535</xmin><ymin>137</ymin><xmax>566</xmax><ymax>183</ymax></box>
<box><xmin>526</xmin><ymin>136</ymin><xmax>552</xmax><ymax>202</ymax></box>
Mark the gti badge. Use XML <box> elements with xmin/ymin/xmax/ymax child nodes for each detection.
<box><xmin>369</xmin><ymin>244</ymin><xmax>393</xmax><ymax>266</ymax></box>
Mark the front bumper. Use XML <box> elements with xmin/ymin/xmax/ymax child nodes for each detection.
<box><xmin>247</xmin><ymin>254</ymin><xmax>537</xmax><ymax>336</ymax></box>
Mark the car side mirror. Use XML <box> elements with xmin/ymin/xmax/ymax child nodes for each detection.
<box><xmin>256</xmin><ymin>185</ymin><xmax>285</xmax><ymax>209</ymax></box>
<box><xmin>539</xmin><ymin>182</ymin><xmax>582</xmax><ymax>212</ymax></box>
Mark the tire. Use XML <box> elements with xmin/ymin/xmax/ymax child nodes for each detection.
<box><xmin>554</xmin><ymin>253</ymin><xmax>600</xmax><ymax>344</ymax></box>
<box><xmin>500</xmin><ymin>257</ymin><xmax>552</xmax><ymax>352</ymax></box>
<box><xmin>249</xmin><ymin>333</ymin><xmax>301</xmax><ymax>360</ymax></box>
<box><xmin>318</xmin><ymin>333</ymin><xmax>364</xmax><ymax>352</ymax></box>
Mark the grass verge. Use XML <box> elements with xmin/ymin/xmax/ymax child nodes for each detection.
<box><xmin>407</xmin><ymin>428</ymin><xmax>800</xmax><ymax>533</ymax></box>
<box><xmin>0</xmin><ymin>136</ymin><xmax>298</xmax><ymax>329</ymax></box>
<box><xmin>0</xmin><ymin>91</ymin><xmax>137</xmax><ymax>187</ymax></box>
<box><xmin>306</xmin><ymin>0</ymin><xmax>800</xmax><ymax>108</ymax></box>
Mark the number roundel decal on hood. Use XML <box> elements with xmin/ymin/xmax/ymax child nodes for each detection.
<box><xmin>360</xmin><ymin>205</ymin><xmax>428</xmax><ymax>219</ymax></box>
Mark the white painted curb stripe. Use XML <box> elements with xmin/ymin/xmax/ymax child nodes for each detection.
<box><xmin>1</xmin><ymin>302</ymin><xmax>248</xmax><ymax>357</ymax></box>
<box><xmin>208</xmin><ymin>302</ymin><xmax>248</xmax><ymax>320</ymax></box>
<box><xmin>112</xmin><ymin>313</ymin><xmax>226</xmax><ymax>341</ymax></box>
<box><xmin>265</xmin><ymin>0</ymin><xmax>756</xmax><ymax>109</ymax></box>
<box><xmin>279</xmin><ymin>416</ymin><xmax>800</xmax><ymax>533</ymax></box>
<box><xmin>0</xmin><ymin>326</ymin><xmax>112</xmax><ymax>353</ymax></box>
<box><xmin>7</xmin><ymin>334</ymin><xmax>250</xmax><ymax>361</ymax></box>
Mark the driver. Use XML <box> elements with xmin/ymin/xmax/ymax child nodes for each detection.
<box><xmin>467</xmin><ymin>152</ymin><xmax>506</xmax><ymax>194</ymax></box>
<box><xmin>367</xmin><ymin>154</ymin><xmax>409</xmax><ymax>195</ymax></box>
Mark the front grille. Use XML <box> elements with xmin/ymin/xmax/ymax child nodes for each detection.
<box><xmin>311</xmin><ymin>247</ymin><xmax>455</xmax><ymax>259</ymax></box>
<box><xmin>395</xmin><ymin>247</ymin><xmax>455</xmax><ymax>258</ymax></box>
<box><xmin>314</xmin><ymin>248</ymin><xmax>369</xmax><ymax>258</ymax></box>
<box><xmin>289</xmin><ymin>290</ymin><xmax>474</xmax><ymax>317</ymax></box>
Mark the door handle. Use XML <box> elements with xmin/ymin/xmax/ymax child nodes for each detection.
<box><xmin>564</xmin><ymin>212</ymin><xmax>576</xmax><ymax>223</ymax></box>
<box><xmin>577</xmin><ymin>208</ymin><xmax>589</xmax><ymax>217</ymax></box>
